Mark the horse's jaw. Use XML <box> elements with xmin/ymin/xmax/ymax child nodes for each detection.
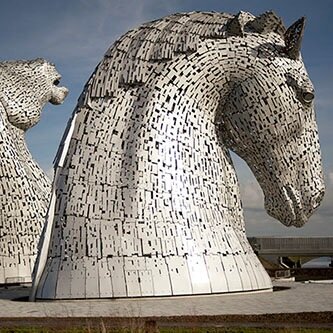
<box><xmin>264</xmin><ymin>186</ymin><xmax>307</xmax><ymax>227</ymax></box>
<box><xmin>264</xmin><ymin>184</ymin><xmax>324</xmax><ymax>228</ymax></box>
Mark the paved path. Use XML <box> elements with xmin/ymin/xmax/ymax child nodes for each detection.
<box><xmin>0</xmin><ymin>281</ymin><xmax>332</xmax><ymax>318</ymax></box>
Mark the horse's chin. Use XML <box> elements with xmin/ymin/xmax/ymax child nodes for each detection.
<box><xmin>264</xmin><ymin>186</ymin><xmax>308</xmax><ymax>228</ymax></box>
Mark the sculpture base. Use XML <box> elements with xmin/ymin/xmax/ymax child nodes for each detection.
<box><xmin>0</xmin><ymin>256</ymin><xmax>35</xmax><ymax>285</ymax></box>
<box><xmin>0</xmin><ymin>277</ymin><xmax>32</xmax><ymax>285</ymax></box>
<box><xmin>34</xmin><ymin>251</ymin><xmax>272</xmax><ymax>300</ymax></box>
<box><xmin>35</xmin><ymin>286</ymin><xmax>273</xmax><ymax>301</ymax></box>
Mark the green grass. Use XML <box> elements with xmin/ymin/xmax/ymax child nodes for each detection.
<box><xmin>163</xmin><ymin>329</ymin><xmax>333</xmax><ymax>333</ymax></box>
<box><xmin>165</xmin><ymin>329</ymin><xmax>331</xmax><ymax>333</ymax></box>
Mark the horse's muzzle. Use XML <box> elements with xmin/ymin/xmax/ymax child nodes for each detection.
<box><xmin>50</xmin><ymin>86</ymin><xmax>69</xmax><ymax>105</ymax></box>
<box><xmin>311</xmin><ymin>188</ymin><xmax>325</xmax><ymax>211</ymax></box>
<box><xmin>264</xmin><ymin>184</ymin><xmax>325</xmax><ymax>228</ymax></box>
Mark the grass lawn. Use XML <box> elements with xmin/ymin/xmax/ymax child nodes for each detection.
<box><xmin>0</xmin><ymin>327</ymin><xmax>332</xmax><ymax>333</ymax></box>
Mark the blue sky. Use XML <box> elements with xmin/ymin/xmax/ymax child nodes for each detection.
<box><xmin>1</xmin><ymin>0</ymin><xmax>332</xmax><ymax>236</ymax></box>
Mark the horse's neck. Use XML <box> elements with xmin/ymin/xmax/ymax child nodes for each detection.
<box><xmin>57</xmin><ymin>39</ymin><xmax>246</xmax><ymax>229</ymax></box>
<box><xmin>9</xmin><ymin>123</ymin><xmax>28</xmax><ymax>154</ymax></box>
<box><xmin>85</xmin><ymin>47</ymin><xmax>245</xmax><ymax>229</ymax></box>
<box><xmin>150</xmin><ymin>44</ymin><xmax>245</xmax><ymax>227</ymax></box>
<box><xmin>0</xmin><ymin>109</ymin><xmax>51</xmax><ymax>199</ymax></box>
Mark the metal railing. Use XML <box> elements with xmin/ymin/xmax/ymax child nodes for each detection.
<box><xmin>248</xmin><ymin>237</ymin><xmax>333</xmax><ymax>256</ymax></box>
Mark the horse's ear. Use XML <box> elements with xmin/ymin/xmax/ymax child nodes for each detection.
<box><xmin>246</xmin><ymin>11</ymin><xmax>286</xmax><ymax>36</ymax></box>
<box><xmin>284</xmin><ymin>17</ymin><xmax>306</xmax><ymax>60</ymax></box>
<box><xmin>226</xmin><ymin>12</ymin><xmax>246</xmax><ymax>37</ymax></box>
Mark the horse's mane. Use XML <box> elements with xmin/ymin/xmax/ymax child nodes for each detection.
<box><xmin>89</xmin><ymin>11</ymin><xmax>286</xmax><ymax>98</ymax></box>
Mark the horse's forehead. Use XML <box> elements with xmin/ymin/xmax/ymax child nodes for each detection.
<box><xmin>256</xmin><ymin>56</ymin><xmax>312</xmax><ymax>85</ymax></box>
<box><xmin>285</xmin><ymin>61</ymin><xmax>313</xmax><ymax>88</ymax></box>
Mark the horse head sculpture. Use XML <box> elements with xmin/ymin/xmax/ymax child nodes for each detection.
<box><xmin>0</xmin><ymin>59</ymin><xmax>68</xmax><ymax>284</ymax></box>
<box><xmin>31</xmin><ymin>11</ymin><xmax>324</xmax><ymax>300</ymax></box>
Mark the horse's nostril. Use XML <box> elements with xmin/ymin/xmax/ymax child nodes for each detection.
<box><xmin>312</xmin><ymin>190</ymin><xmax>325</xmax><ymax>209</ymax></box>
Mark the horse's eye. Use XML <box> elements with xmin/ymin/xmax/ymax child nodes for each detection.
<box><xmin>302</xmin><ymin>91</ymin><xmax>314</xmax><ymax>104</ymax></box>
<box><xmin>53</xmin><ymin>79</ymin><xmax>60</xmax><ymax>86</ymax></box>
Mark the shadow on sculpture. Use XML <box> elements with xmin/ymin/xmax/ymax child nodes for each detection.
<box><xmin>0</xmin><ymin>59</ymin><xmax>68</xmax><ymax>284</ymax></box>
<box><xmin>31</xmin><ymin>11</ymin><xmax>324</xmax><ymax>300</ymax></box>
